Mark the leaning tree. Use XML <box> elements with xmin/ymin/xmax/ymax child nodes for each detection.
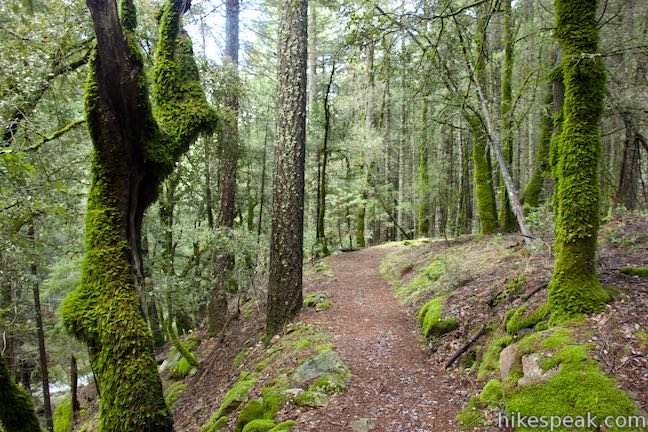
<box><xmin>61</xmin><ymin>0</ymin><xmax>216</xmax><ymax>430</ymax></box>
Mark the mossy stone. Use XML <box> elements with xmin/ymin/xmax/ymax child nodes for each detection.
<box><xmin>479</xmin><ymin>379</ymin><xmax>504</xmax><ymax>407</ymax></box>
<box><xmin>242</xmin><ymin>419</ymin><xmax>277</xmax><ymax>432</ymax></box>
<box><xmin>294</xmin><ymin>391</ymin><xmax>329</xmax><ymax>408</ymax></box>
<box><xmin>235</xmin><ymin>400</ymin><xmax>265</xmax><ymax>432</ymax></box>
<box><xmin>308</xmin><ymin>373</ymin><xmax>346</xmax><ymax>394</ymax></box>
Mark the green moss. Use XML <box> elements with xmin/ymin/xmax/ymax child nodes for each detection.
<box><xmin>201</xmin><ymin>376</ymin><xmax>257</xmax><ymax>431</ymax></box>
<box><xmin>505</xmin><ymin>303</ymin><xmax>550</xmax><ymax>334</ymax></box>
<box><xmin>303</xmin><ymin>292</ymin><xmax>332</xmax><ymax>311</ymax></box>
<box><xmin>620</xmin><ymin>267</ymin><xmax>648</xmax><ymax>277</ymax></box>
<box><xmin>293</xmin><ymin>340</ymin><xmax>311</xmax><ymax>352</ymax></box>
<box><xmin>164</xmin><ymin>381</ymin><xmax>188</xmax><ymax>411</ymax></box>
<box><xmin>235</xmin><ymin>400</ymin><xmax>265</xmax><ymax>432</ymax></box>
<box><xmin>478</xmin><ymin>335</ymin><xmax>513</xmax><ymax>379</ymax></box>
<box><xmin>0</xmin><ymin>356</ymin><xmax>40</xmax><ymax>432</ymax></box>
<box><xmin>491</xmin><ymin>276</ymin><xmax>527</xmax><ymax>307</ymax></box>
<box><xmin>417</xmin><ymin>296</ymin><xmax>459</xmax><ymax>338</ymax></box>
<box><xmin>479</xmin><ymin>379</ymin><xmax>504</xmax><ymax>407</ymax></box>
<box><xmin>549</xmin><ymin>0</ymin><xmax>608</xmax><ymax>322</ymax></box>
<box><xmin>261</xmin><ymin>388</ymin><xmax>288</xmax><ymax>417</ymax></box>
<box><xmin>242</xmin><ymin>419</ymin><xmax>277</xmax><ymax>432</ymax></box>
<box><xmin>470</xmin><ymin>116</ymin><xmax>498</xmax><ymax>235</ymax></box>
<box><xmin>506</xmin><ymin>357</ymin><xmax>638</xmax><ymax>431</ymax></box>
<box><xmin>313</xmin><ymin>261</ymin><xmax>334</xmax><ymax>278</ymax></box>
<box><xmin>243</xmin><ymin>303</ymin><xmax>255</xmax><ymax>319</ymax></box>
<box><xmin>269</xmin><ymin>420</ymin><xmax>297</xmax><ymax>431</ymax></box>
<box><xmin>169</xmin><ymin>356</ymin><xmax>196</xmax><ymax>379</ymax></box>
<box><xmin>294</xmin><ymin>391</ymin><xmax>329</xmax><ymax>408</ymax></box>
<box><xmin>199</xmin><ymin>415</ymin><xmax>228</xmax><ymax>432</ymax></box>
<box><xmin>233</xmin><ymin>348</ymin><xmax>251</xmax><ymax>368</ymax></box>
<box><xmin>308</xmin><ymin>373</ymin><xmax>346</xmax><ymax>394</ymax></box>
<box><xmin>53</xmin><ymin>395</ymin><xmax>73</xmax><ymax>432</ymax></box>
<box><xmin>315</xmin><ymin>299</ymin><xmax>333</xmax><ymax>312</ymax></box>
<box><xmin>378</xmin><ymin>251</ymin><xmax>410</xmax><ymax>290</ymax></box>
<box><xmin>456</xmin><ymin>396</ymin><xmax>487</xmax><ymax>428</ymax></box>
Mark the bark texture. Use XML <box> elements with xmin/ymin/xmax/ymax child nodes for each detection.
<box><xmin>266</xmin><ymin>0</ymin><xmax>308</xmax><ymax>338</ymax></box>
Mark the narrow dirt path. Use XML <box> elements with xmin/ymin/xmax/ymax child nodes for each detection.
<box><xmin>295</xmin><ymin>247</ymin><xmax>459</xmax><ymax>432</ymax></box>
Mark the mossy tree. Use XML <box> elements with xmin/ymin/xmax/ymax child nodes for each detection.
<box><xmin>498</xmin><ymin>0</ymin><xmax>515</xmax><ymax>231</ymax></box>
<box><xmin>61</xmin><ymin>1</ymin><xmax>216</xmax><ymax>431</ymax></box>
<box><xmin>549</xmin><ymin>0</ymin><xmax>609</xmax><ymax>321</ymax></box>
<box><xmin>266</xmin><ymin>0</ymin><xmax>308</xmax><ymax>338</ymax></box>
<box><xmin>0</xmin><ymin>356</ymin><xmax>40</xmax><ymax>432</ymax></box>
<box><xmin>417</xmin><ymin>96</ymin><xmax>430</xmax><ymax>237</ymax></box>
<box><xmin>470</xmin><ymin>2</ymin><xmax>498</xmax><ymax>235</ymax></box>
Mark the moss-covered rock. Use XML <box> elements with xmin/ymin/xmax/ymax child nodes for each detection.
<box><xmin>199</xmin><ymin>415</ymin><xmax>228</xmax><ymax>432</ymax></box>
<box><xmin>268</xmin><ymin>420</ymin><xmax>297</xmax><ymax>431</ymax></box>
<box><xmin>235</xmin><ymin>400</ymin><xmax>265</xmax><ymax>432</ymax></box>
<box><xmin>0</xmin><ymin>355</ymin><xmax>42</xmax><ymax>431</ymax></box>
<box><xmin>53</xmin><ymin>395</ymin><xmax>73</xmax><ymax>432</ymax></box>
<box><xmin>417</xmin><ymin>296</ymin><xmax>459</xmax><ymax>338</ymax></box>
<box><xmin>261</xmin><ymin>388</ymin><xmax>288</xmax><ymax>417</ymax></box>
<box><xmin>294</xmin><ymin>390</ymin><xmax>329</xmax><ymax>408</ymax></box>
<box><xmin>242</xmin><ymin>419</ymin><xmax>277</xmax><ymax>432</ymax></box>
<box><xmin>308</xmin><ymin>373</ymin><xmax>346</xmax><ymax>394</ymax></box>
<box><xmin>291</xmin><ymin>351</ymin><xmax>348</xmax><ymax>386</ymax></box>
<box><xmin>201</xmin><ymin>375</ymin><xmax>257</xmax><ymax>431</ymax></box>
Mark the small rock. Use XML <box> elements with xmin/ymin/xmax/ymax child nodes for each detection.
<box><xmin>518</xmin><ymin>353</ymin><xmax>560</xmax><ymax>386</ymax></box>
<box><xmin>351</xmin><ymin>418</ymin><xmax>376</xmax><ymax>432</ymax></box>
<box><xmin>499</xmin><ymin>344</ymin><xmax>519</xmax><ymax>379</ymax></box>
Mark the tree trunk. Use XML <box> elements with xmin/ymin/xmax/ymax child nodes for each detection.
<box><xmin>499</xmin><ymin>0</ymin><xmax>516</xmax><ymax>231</ymax></box>
<box><xmin>615</xmin><ymin>112</ymin><xmax>641</xmax><ymax>210</ymax></box>
<box><xmin>28</xmin><ymin>224</ymin><xmax>53</xmax><ymax>432</ymax></box>
<box><xmin>266</xmin><ymin>0</ymin><xmax>307</xmax><ymax>338</ymax></box>
<box><xmin>60</xmin><ymin>1</ymin><xmax>215</xmax><ymax>430</ymax></box>
<box><xmin>417</xmin><ymin>97</ymin><xmax>430</xmax><ymax>237</ymax></box>
<box><xmin>522</xmin><ymin>81</ymin><xmax>554</xmax><ymax>208</ymax></box>
<box><xmin>71</xmin><ymin>356</ymin><xmax>80</xmax><ymax>415</ymax></box>
<box><xmin>209</xmin><ymin>0</ymin><xmax>240</xmax><ymax>336</ymax></box>
<box><xmin>549</xmin><ymin>0</ymin><xmax>608</xmax><ymax>321</ymax></box>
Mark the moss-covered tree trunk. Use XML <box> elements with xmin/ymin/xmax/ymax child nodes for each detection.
<box><xmin>266</xmin><ymin>0</ymin><xmax>307</xmax><ymax>338</ymax></box>
<box><xmin>470</xmin><ymin>116</ymin><xmax>499</xmax><ymax>234</ymax></box>
<box><xmin>470</xmin><ymin>4</ymin><xmax>498</xmax><ymax>235</ymax></box>
<box><xmin>549</xmin><ymin>0</ymin><xmax>609</xmax><ymax>322</ymax></box>
<box><xmin>498</xmin><ymin>0</ymin><xmax>516</xmax><ymax>231</ymax></box>
<box><xmin>209</xmin><ymin>0</ymin><xmax>239</xmax><ymax>336</ymax></box>
<box><xmin>61</xmin><ymin>1</ymin><xmax>215</xmax><ymax>430</ymax></box>
<box><xmin>417</xmin><ymin>97</ymin><xmax>430</xmax><ymax>237</ymax></box>
<box><xmin>457</xmin><ymin>131</ymin><xmax>473</xmax><ymax>234</ymax></box>
<box><xmin>0</xmin><ymin>356</ymin><xmax>40</xmax><ymax>432</ymax></box>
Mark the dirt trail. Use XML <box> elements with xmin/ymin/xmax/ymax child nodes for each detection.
<box><xmin>295</xmin><ymin>247</ymin><xmax>459</xmax><ymax>432</ymax></box>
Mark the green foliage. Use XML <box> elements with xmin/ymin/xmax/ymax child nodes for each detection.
<box><xmin>53</xmin><ymin>395</ymin><xmax>73</xmax><ymax>432</ymax></box>
<box><xmin>417</xmin><ymin>296</ymin><xmax>459</xmax><ymax>338</ymax></box>
<box><xmin>477</xmin><ymin>335</ymin><xmax>513</xmax><ymax>379</ymax></box>
<box><xmin>396</xmin><ymin>257</ymin><xmax>464</xmax><ymax>304</ymax></box>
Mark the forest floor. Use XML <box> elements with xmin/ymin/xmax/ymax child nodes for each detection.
<box><xmin>292</xmin><ymin>247</ymin><xmax>461</xmax><ymax>431</ymax></box>
<box><xmin>71</xmin><ymin>215</ymin><xmax>648</xmax><ymax>432</ymax></box>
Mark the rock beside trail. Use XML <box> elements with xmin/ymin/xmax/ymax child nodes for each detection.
<box><xmin>518</xmin><ymin>353</ymin><xmax>560</xmax><ymax>386</ymax></box>
<box><xmin>291</xmin><ymin>351</ymin><xmax>348</xmax><ymax>385</ymax></box>
<box><xmin>499</xmin><ymin>344</ymin><xmax>519</xmax><ymax>379</ymax></box>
